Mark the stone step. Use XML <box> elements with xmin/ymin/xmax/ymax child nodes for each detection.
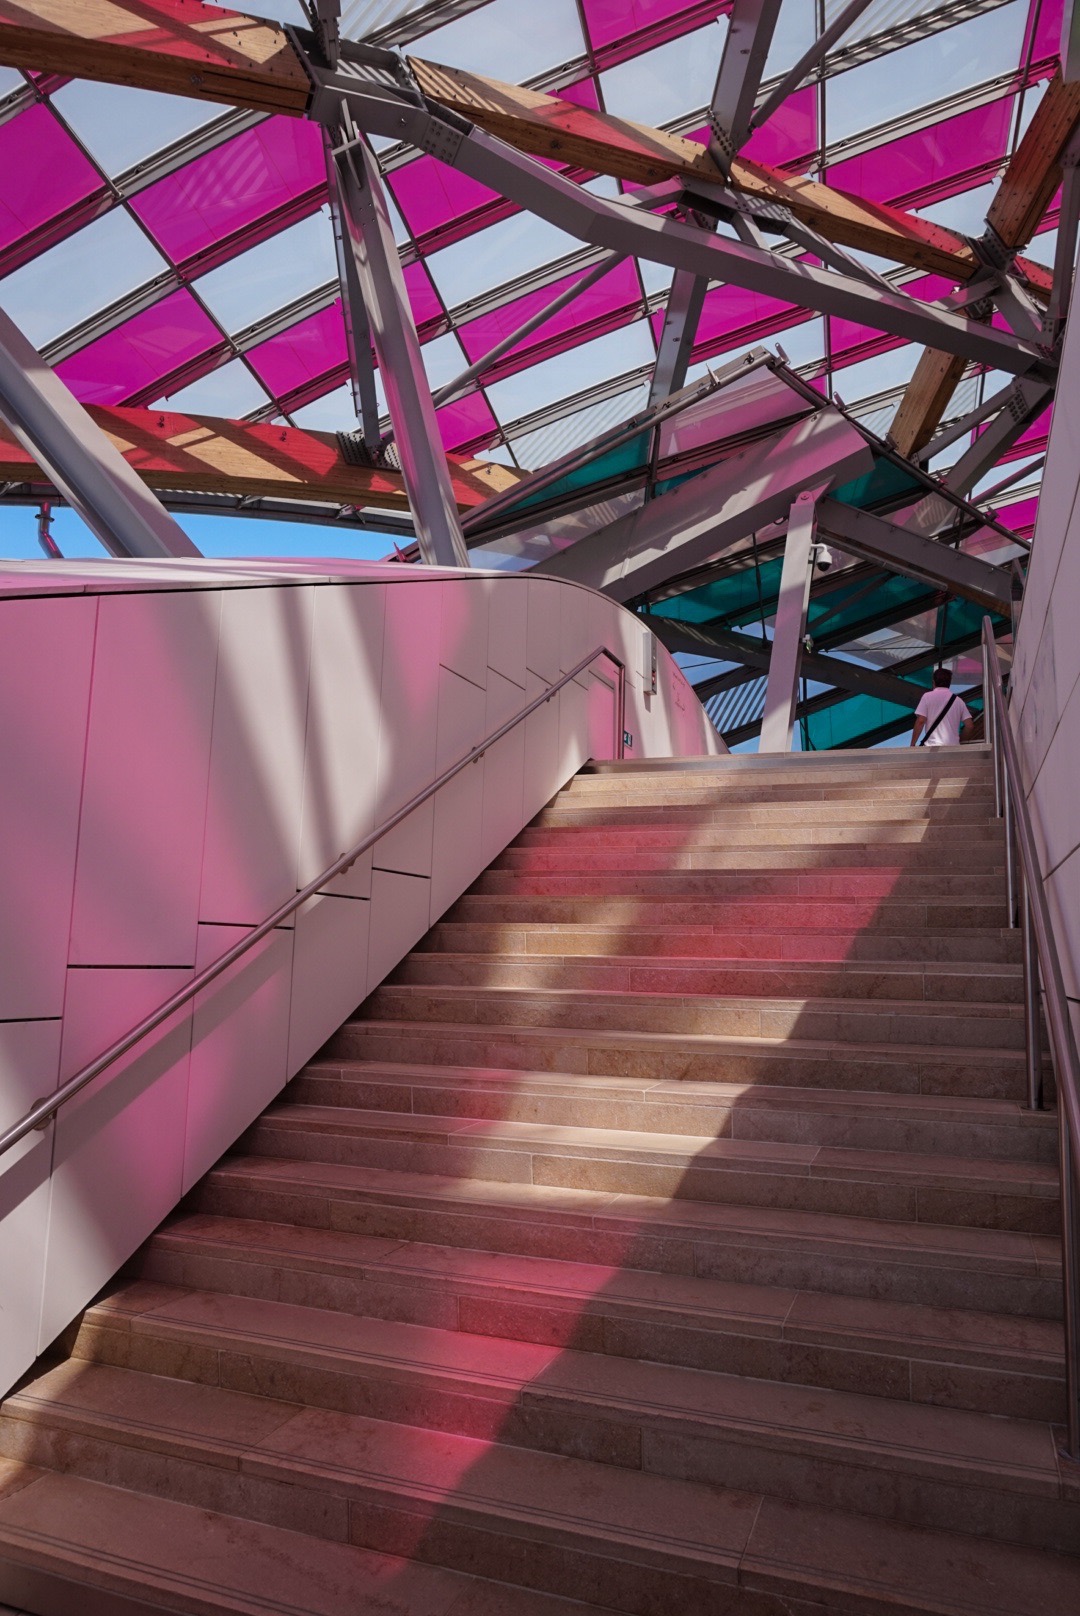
<box><xmin>580</xmin><ymin>752</ymin><xmax>991</xmax><ymax>779</ymax></box>
<box><xmin>494</xmin><ymin>843</ymin><xmax>1007</xmax><ymax>873</ymax></box>
<box><xmin>532</xmin><ymin>802</ymin><xmax>1000</xmax><ymax>829</ymax></box>
<box><xmin>333</xmin><ymin>1017</ymin><xmax>1030</xmax><ymax>1101</ymax></box>
<box><xmin>517</xmin><ymin>821</ymin><xmax>1004</xmax><ymax>850</ymax></box>
<box><xmin>288</xmin><ymin>1061</ymin><xmax>1057</xmax><ymax>1163</ymax></box>
<box><xmin>196</xmin><ymin>1153</ymin><xmax>1062</xmax><ymax>1320</ymax></box>
<box><xmin>418</xmin><ymin>923</ymin><xmax>1023</xmax><ymax>966</ymax></box>
<box><xmin>389</xmin><ymin>953</ymin><xmax>1025</xmax><ymax>1006</ymax></box>
<box><xmin>559</xmin><ymin>772</ymin><xmax>994</xmax><ymax>799</ymax></box>
<box><xmin>549</xmin><ymin>787</ymin><xmax>999</xmax><ymax>813</ymax></box>
<box><xmin>66</xmin><ymin>1285</ymin><xmax>1080</xmax><ymax>1556</ymax></box>
<box><xmin>5</xmin><ymin>1366</ymin><xmax>1077</xmax><ymax>1616</ymax></box>
<box><xmin>362</xmin><ymin>983</ymin><xmax>1026</xmax><ymax>1051</ymax></box>
<box><xmin>0</xmin><ymin>1458</ymin><xmax>614</xmax><ymax>1616</ymax></box>
<box><xmin>443</xmin><ymin>894</ymin><xmax>1008</xmax><ymax>931</ymax></box>
<box><xmin>472</xmin><ymin>869</ymin><xmax>1004</xmax><ymax>899</ymax></box>
<box><xmin>239</xmin><ymin>1105</ymin><xmax>1059</xmax><ymax>1235</ymax></box>
<box><xmin>136</xmin><ymin>1213</ymin><xmax>1065</xmax><ymax>1420</ymax></box>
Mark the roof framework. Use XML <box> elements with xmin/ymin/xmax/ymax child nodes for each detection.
<box><xmin>0</xmin><ymin>0</ymin><xmax>1072</xmax><ymax>743</ymax></box>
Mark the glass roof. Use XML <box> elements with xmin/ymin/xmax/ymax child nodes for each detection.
<box><xmin>0</xmin><ymin>0</ymin><xmax>1058</xmax><ymax>743</ymax></box>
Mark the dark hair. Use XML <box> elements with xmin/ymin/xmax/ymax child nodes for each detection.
<box><xmin>932</xmin><ymin>667</ymin><xmax>953</xmax><ymax>688</ymax></box>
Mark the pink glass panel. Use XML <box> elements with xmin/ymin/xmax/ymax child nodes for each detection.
<box><xmin>1027</xmin><ymin>0</ymin><xmax>1063</xmax><ymax>63</ymax></box>
<box><xmin>741</xmin><ymin>87</ymin><xmax>817</xmax><ymax>172</ymax></box>
<box><xmin>688</xmin><ymin>283</ymin><xmax>801</xmax><ymax>351</ymax></box>
<box><xmin>130</xmin><ymin>118</ymin><xmax>325</xmax><ymax>264</ymax></box>
<box><xmin>828</xmin><ymin>98</ymin><xmax>1014</xmax><ymax>206</ymax></box>
<box><xmin>403</xmin><ymin>259</ymin><xmax>443</xmax><ymax>331</ymax></box>
<box><xmin>582</xmin><ymin>0</ymin><xmax>723</xmax><ymax>53</ymax></box>
<box><xmin>436</xmin><ymin>391</ymin><xmax>497</xmax><ymax>451</ymax></box>
<box><xmin>560</xmin><ymin>78</ymin><xmax>601</xmax><ymax>110</ymax></box>
<box><xmin>246</xmin><ymin>301</ymin><xmax>347</xmax><ymax>399</ymax></box>
<box><xmin>0</xmin><ymin>105</ymin><xmax>101</xmax><ymax>256</ymax></box>
<box><xmin>999</xmin><ymin>495</ymin><xmax>1038</xmax><ymax>534</ymax></box>
<box><xmin>829</xmin><ymin>317</ymin><xmax>901</xmax><ymax>362</ymax></box>
<box><xmin>55</xmin><ymin>290</ymin><xmax>220</xmax><ymax>405</ymax></box>
<box><xmin>457</xmin><ymin>259</ymin><xmax>642</xmax><ymax>367</ymax></box>
<box><xmin>389</xmin><ymin>155</ymin><xmax>502</xmax><ymax>242</ymax></box>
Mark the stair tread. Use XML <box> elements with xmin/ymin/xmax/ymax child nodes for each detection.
<box><xmin>6</xmin><ymin>1368</ymin><xmax>1076</xmax><ymax>1616</ymax></box>
<box><xmin>399</xmin><ymin>954</ymin><xmax>1023</xmax><ymax>978</ymax></box>
<box><xmin>150</xmin><ymin>1212</ymin><xmax>1065</xmax><ymax>1368</ymax></box>
<box><xmin>306</xmin><ymin>1060</ymin><xmax>1048</xmax><ymax>1120</ymax></box>
<box><xmin>209</xmin><ymin>1153</ymin><xmax>1059</xmax><ymax>1270</ymax></box>
<box><xmin>0</xmin><ymin>1461</ymin><xmax>605</xmax><ymax>1616</ymax></box>
<box><xmin>352</xmin><ymin>1015</ymin><xmax>1027</xmax><ymax>1063</ymax></box>
<box><xmin>74</xmin><ymin>1284</ymin><xmax>1069</xmax><ymax>1498</ymax></box>
<box><xmin>258</xmin><ymin>1103</ymin><xmax>1058</xmax><ymax>1194</ymax></box>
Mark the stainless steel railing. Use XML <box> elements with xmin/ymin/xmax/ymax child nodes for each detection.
<box><xmin>982</xmin><ymin>616</ymin><xmax>1080</xmax><ymax>1460</ymax></box>
<box><xmin>0</xmin><ymin>644</ymin><xmax>625</xmax><ymax>1162</ymax></box>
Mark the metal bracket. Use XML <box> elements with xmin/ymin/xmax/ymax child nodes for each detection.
<box><xmin>336</xmin><ymin>430</ymin><xmax>400</xmax><ymax>471</ymax></box>
<box><xmin>414</xmin><ymin>114</ymin><xmax>468</xmax><ymax>167</ymax></box>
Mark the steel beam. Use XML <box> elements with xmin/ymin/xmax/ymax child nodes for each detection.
<box><xmin>648</xmin><ymin>614</ymin><xmax>924</xmax><ymax>708</ymax></box>
<box><xmin>817</xmin><ymin>499</ymin><xmax>1011</xmax><ymax>612</ymax></box>
<box><xmin>903</xmin><ymin>377</ymin><xmax>1053</xmax><ymax>533</ymax></box>
<box><xmin>324</xmin><ymin>131</ymin><xmax>382</xmax><ymax>445</ymax></box>
<box><xmin>750</xmin><ymin>0</ymin><xmax>876</xmax><ymax>137</ymax></box>
<box><xmin>648</xmin><ymin>270</ymin><xmax>709</xmax><ymax>405</ymax></box>
<box><xmin>0</xmin><ymin>302</ymin><xmax>200</xmax><ymax>559</ymax></box>
<box><xmin>759</xmin><ymin>487</ymin><xmax>823</xmax><ymax>751</ymax></box>
<box><xmin>331</xmin><ymin>124</ymin><xmax>469</xmax><ymax>568</ymax></box>
<box><xmin>534</xmin><ymin>408</ymin><xmax>872</xmax><ymax>601</ymax></box>
<box><xmin>708</xmin><ymin>0</ymin><xmax>784</xmax><ymax>162</ymax></box>
<box><xmin>312</xmin><ymin>82</ymin><xmax>1049</xmax><ymax>379</ymax></box>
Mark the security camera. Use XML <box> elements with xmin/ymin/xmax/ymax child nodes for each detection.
<box><xmin>812</xmin><ymin>544</ymin><xmax>834</xmax><ymax>573</ymax></box>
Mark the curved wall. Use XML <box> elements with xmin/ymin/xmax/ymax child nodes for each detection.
<box><xmin>0</xmin><ymin>557</ymin><xmax>721</xmax><ymax>1395</ymax></box>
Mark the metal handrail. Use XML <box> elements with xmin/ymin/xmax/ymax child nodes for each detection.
<box><xmin>982</xmin><ymin>616</ymin><xmax>1080</xmax><ymax>1461</ymax></box>
<box><xmin>0</xmin><ymin>644</ymin><xmax>625</xmax><ymax>1162</ymax></box>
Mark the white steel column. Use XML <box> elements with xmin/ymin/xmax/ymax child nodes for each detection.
<box><xmin>0</xmin><ymin>303</ymin><xmax>200</xmax><ymax>559</ymax></box>
<box><xmin>332</xmin><ymin>123</ymin><xmax>469</xmax><ymax>569</ymax></box>
<box><xmin>759</xmin><ymin>487</ymin><xmax>823</xmax><ymax>752</ymax></box>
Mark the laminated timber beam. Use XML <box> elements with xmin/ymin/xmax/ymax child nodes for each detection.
<box><xmin>0</xmin><ymin>0</ymin><xmax>311</xmax><ymax>114</ymax></box>
<box><xmin>890</xmin><ymin>70</ymin><xmax>1080</xmax><ymax>457</ymax></box>
<box><xmin>0</xmin><ymin>403</ymin><xmax>518</xmax><ymax>512</ymax></box>
<box><xmin>406</xmin><ymin>57</ymin><xmax>985</xmax><ymax>283</ymax></box>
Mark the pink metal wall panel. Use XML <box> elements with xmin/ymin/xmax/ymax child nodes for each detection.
<box><xmin>0</xmin><ymin>105</ymin><xmax>102</xmax><ymax>255</ymax></box>
<box><xmin>130</xmin><ymin>119</ymin><xmax>325</xmax><ymax>264</ymax></box>
<box><xmin>54</xmin><ymin>291</ymin><xmax>221</xmax><ymax>406</ymax></box>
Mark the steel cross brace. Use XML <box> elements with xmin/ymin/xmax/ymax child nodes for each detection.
<box><xmin>330</xmin><ymin>115</ymin><xmax>469</xmax><ymax>569</ymax></box>
<box><xmin>306</xmin><ymin>66</ymin><xmax>1054</xmax><ymax>382</ymax></box>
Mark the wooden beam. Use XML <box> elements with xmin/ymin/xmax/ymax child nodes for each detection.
<box><xmin>0</xmin><ymin>404</ymin><xmax>520</xmax><ymax>511</ymax></box>
<box><xmin>987</xmin><ymin>68</ymin><xmax>1080</xmax><ymax>249</ymax></box>
<box><xmin>889</xmin><ymin>349</ymin><xmax>969</xmax><ymax>458</ymax></box>
<box><xmin>0</xmin><ymin>0</ymin><xmax>311</xmax><ymax>114</ymax></box>
<box><xmin>888</xmin><ymin>70</ymin><xmax>1080</xmax><ymax>459</ymax></box>
<box><xmin>409</xmin><ymin>57</ymin><xmax>981</xmax><ymax>282</ymax></box>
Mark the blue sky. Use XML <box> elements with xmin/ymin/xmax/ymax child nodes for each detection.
<box><xmin>0</xmin><ymin>505</ymin><xmax>401</xmax><ymax>563</ymax></box>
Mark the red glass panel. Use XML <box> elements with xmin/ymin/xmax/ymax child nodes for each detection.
<box><xmin>54</xmin><ymin>290</ymin><xmax>220</xmax><ymax>406</ymax></box>
<box><xmin>827</xmin><ymin>98</ymin><xmax>1014</xmax><ymax>207</ymax></box>
<box><xmin>436</xmin><ymin>391</ymin><xmax>497</xmax><ymax>450</ymax></box>
<box><xmin>457</xmin><ymin>259</ymin><xmax>642</xmax><ymax>371</ymax></box>
<box><xmin>130</xmin><ymin>118</ymin><xmax>325</xmax><ymax>264</ymax></box>
<box><xmin>0</xmin><ymin>104</ymin><xmax>101</xmax><ymax>257</ymax></box>
<box><xmin>246</xmin><ymin>301</ymin><xmax>347</xmax><ymax>399</ymax></box>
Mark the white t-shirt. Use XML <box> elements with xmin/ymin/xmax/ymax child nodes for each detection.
<box><xmin>915</xmin><ymin>686</ymin><xmax>971</xmax><ymax>746</ymax></box>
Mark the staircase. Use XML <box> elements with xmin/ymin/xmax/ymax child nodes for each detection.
<box><xmin>1</xmin><ymin>748</ymin><xmax>1077</xmax><ymax>1616</ymax></box>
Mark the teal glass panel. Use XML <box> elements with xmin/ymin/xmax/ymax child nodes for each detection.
<box><xmin>503</xmin><ymin>432</ymin><xmax>651</xmax><ymax>516</ymax></box>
